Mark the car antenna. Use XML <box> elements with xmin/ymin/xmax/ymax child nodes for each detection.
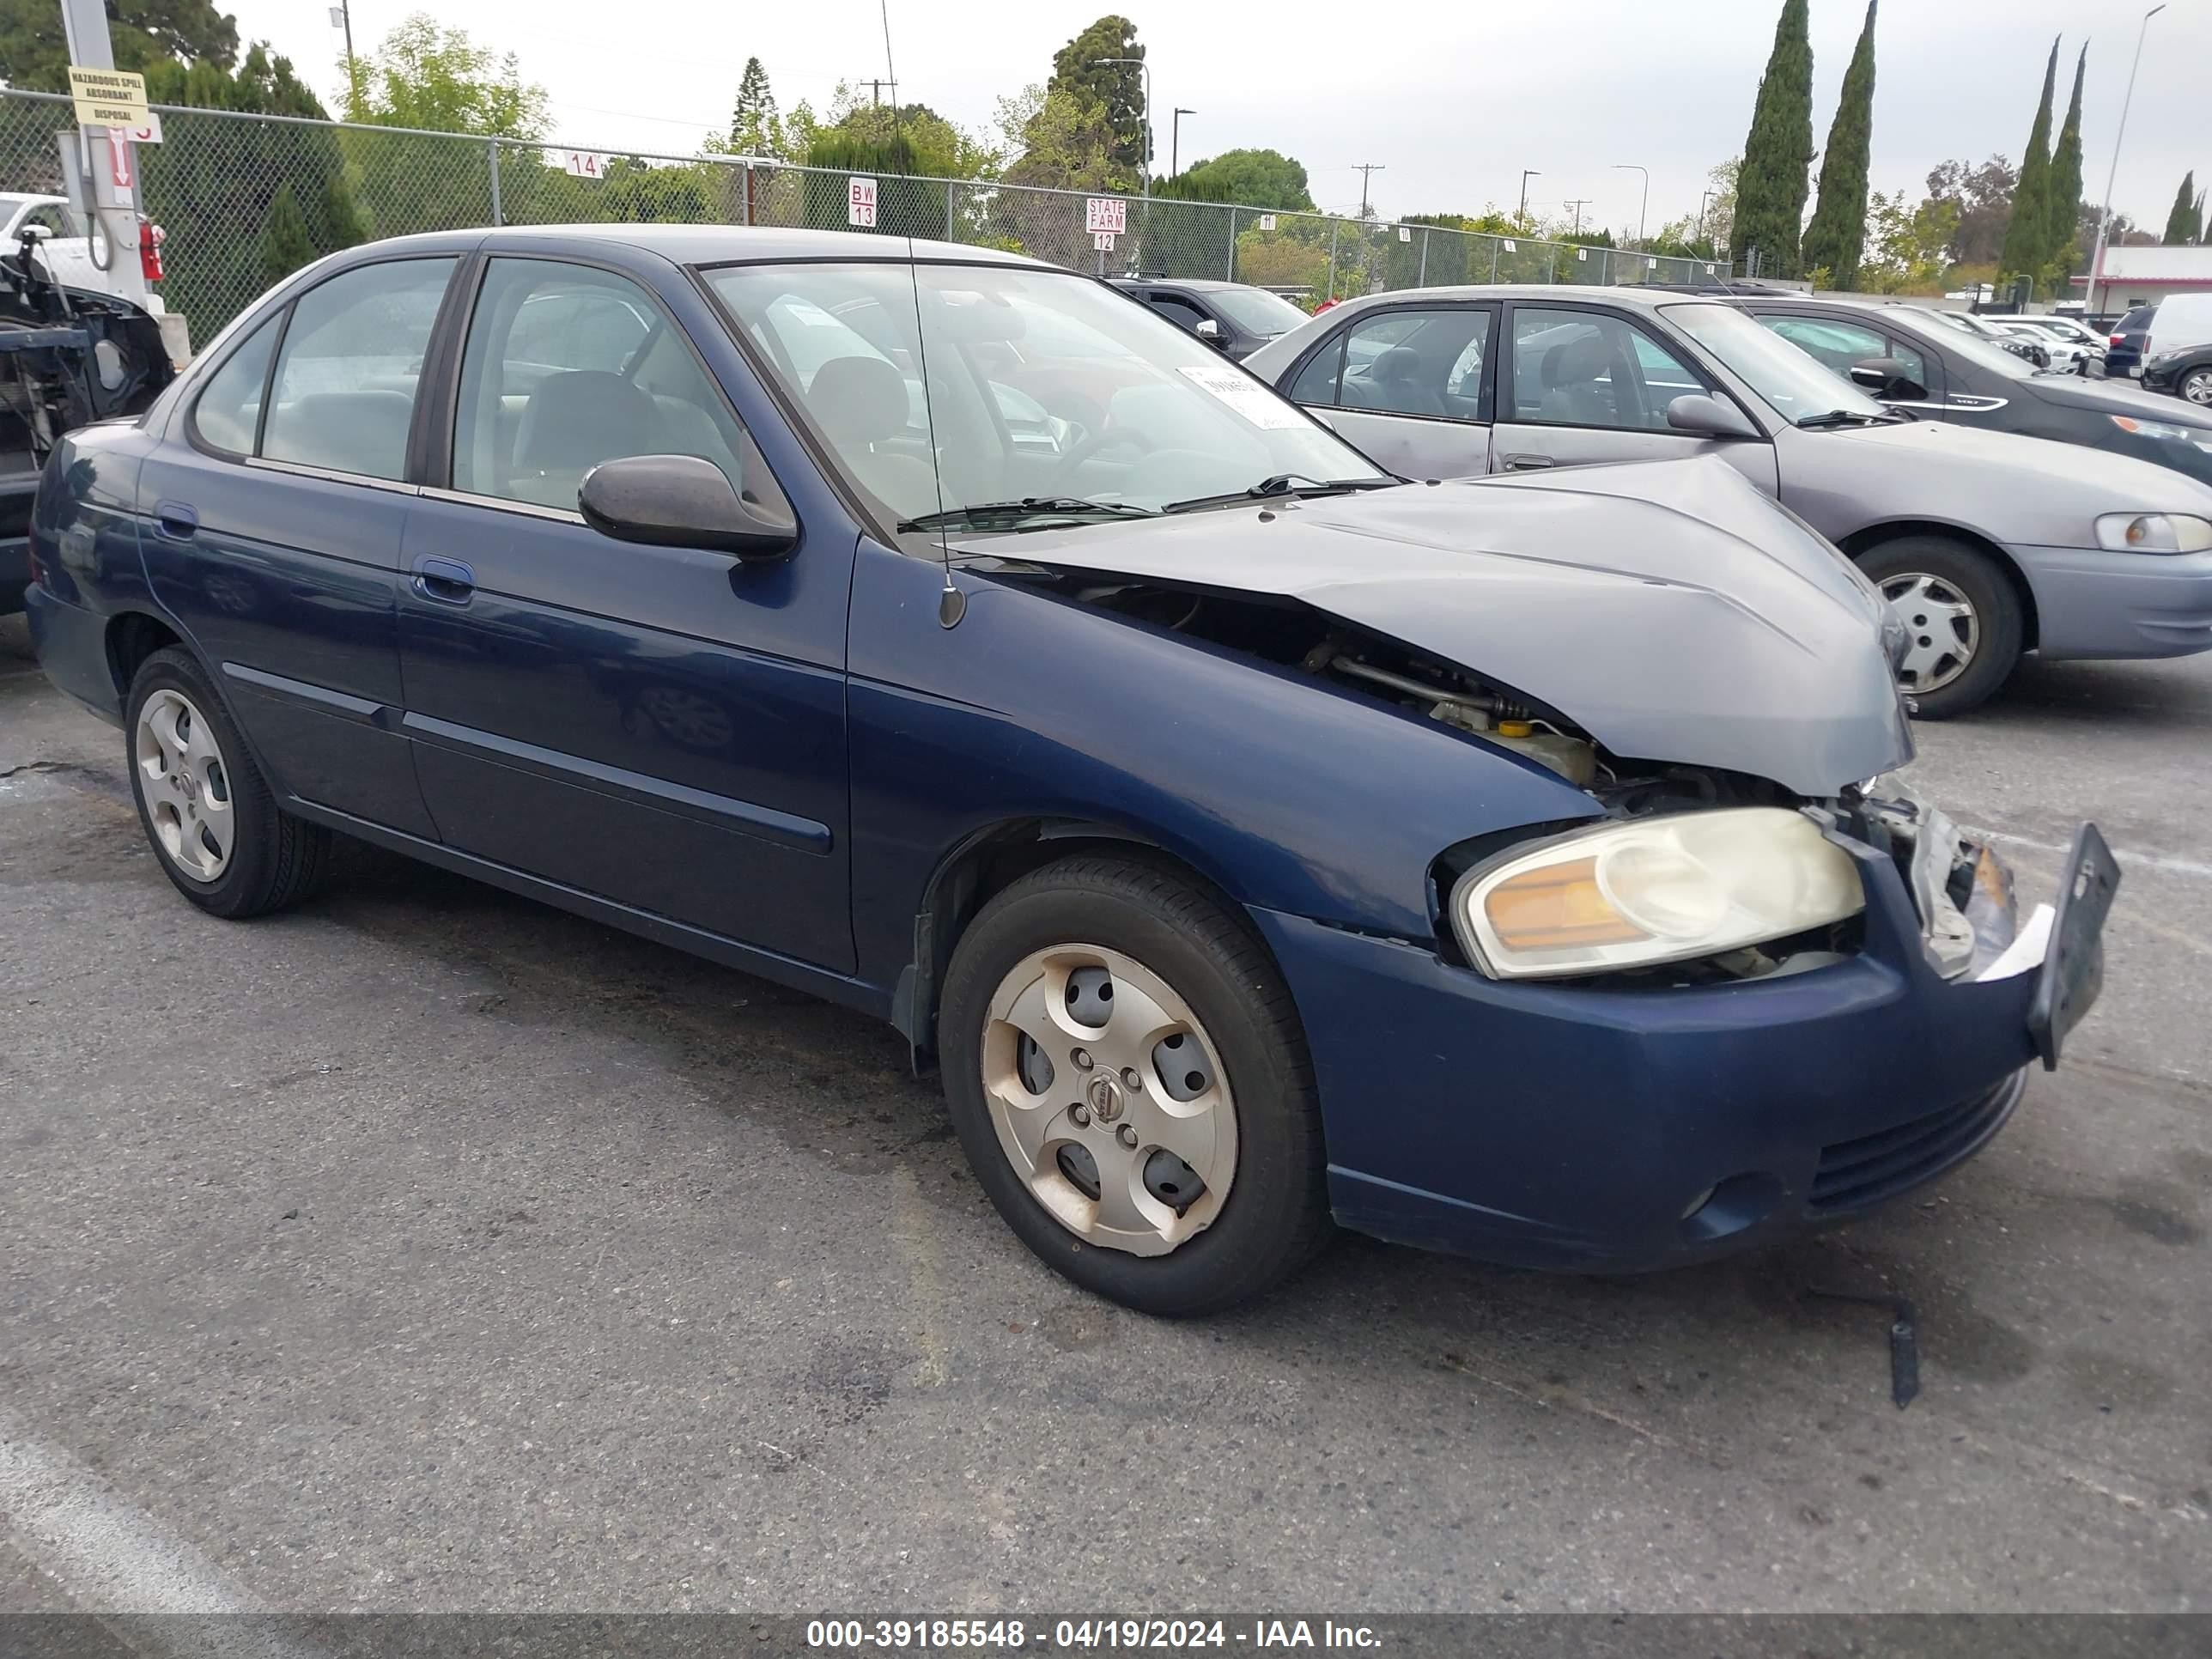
<box><xmin>904</xmin><ymin>239</ymin><xmax>964</xmax><ymax>628</ymax></box>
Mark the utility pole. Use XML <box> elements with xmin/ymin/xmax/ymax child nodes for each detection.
<box><xmin>1170</xmin><ymin>107</ymin><xmax>1194</xmax><ymax>180</ymax></box>
<box><xmin>1352</xmin><ymin>162</ymin><xmax>1386</xmax><ymax>220</ymax></box>
<box><xmin>1564</xmin><ymin>198</ymin><xmax>1594</xmax><ymax>237</ymax></box>
<box><xmin>852</xmin><ymin>77</ymin><xmax>898</xmax><ymax>107</ymax></box>
<box><xmin>328</xmin><ymin>2</ymin><xmax>356</xmax><ymax>100</ymax></box>
<box><xmin>58</xmin><ymin>0</ymin><xmax>149</xmax><ymax>306</ymax></box>
<box><xmin>2089</xmin><ymin>3</ymin><xmax>2166</xmax><ymax>314</ymax></box>
<box><xmin>1696</xmin><ymin>189</ymin><xmax>1716</xmax><ymax>245</ymax></box>
<box><xmin>1517</xmin><ymin>169</ymin><xmax>1540</xmax><ymax>223</ymax></box>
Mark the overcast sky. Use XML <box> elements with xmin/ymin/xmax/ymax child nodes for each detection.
<box><xmin>223</xmin><ymin>0</ymin><xmax>2209</xmax><ymax>237</ymax></box>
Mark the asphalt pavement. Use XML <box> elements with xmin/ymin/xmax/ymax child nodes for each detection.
<box><xmin>3</xmin><ymin>611</ymin><xmax>2208</xmax><ymax>1616</ymax></box>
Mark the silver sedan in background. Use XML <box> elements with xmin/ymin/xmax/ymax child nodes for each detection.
<box><xmin>1245</xmin><ymin>287</ymin><xmax>2212</xmax><ymax>716</ymax></box>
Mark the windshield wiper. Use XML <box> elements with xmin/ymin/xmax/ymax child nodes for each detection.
<box><xmin>1794</xmin><ymin>409</ymin><xmax>1893</xmax><ymax>429</ymax></box>
<box><xmin>899</xmin><ymin>497</ymin><xmax>1158</xmax><ymax>532</ymax></box>
<box><xmin>1160</xmin><ymin>475</ymin><xmax>1395</xmax><ymax>514</ymax></box>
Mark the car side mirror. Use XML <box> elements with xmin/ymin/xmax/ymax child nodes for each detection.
<box><xmin>578</xmin><ymin>453</ymin><xmax>797</xmax><ymax>562</ymax></box>
<box><xmin>1194</xmin><ymin>318</ymin><xmax>1227</xmax><ymax>349</ymax></box>
<box><xmin>1848</xmin><ymin>358</ymin><xmax>1925</xmax><ymax>402</ymax></box>
<box><xmin>1664</xmin><ymin>392</ymin><xmax>1759</xmax><ymax>441</ymax></box>
<box><xmin>15</xmin><ymin>223</ymin><xmax>51</xmax><ymax>243</ymax></box>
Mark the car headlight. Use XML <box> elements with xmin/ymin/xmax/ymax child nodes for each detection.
<box><xmin>2094</xmin><ymin>512</ymin><xmax>2212</xmax><ymax>553</ymax></box>
<box><xmin>2109</xmin><ymin>414</ymin><xmax>2212</xmax><ymax>452</ymax></box>
<box><xmin>1451</xmin><ymin>807</ymin><xmax>1866</xmax><ymax>981</ymax></box>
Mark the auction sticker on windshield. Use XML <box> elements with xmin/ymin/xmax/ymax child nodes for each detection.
<box><xmin>1179</xmin><ymin>364</ymin><xmax>1307</xmax><ymax>428</ymax></box>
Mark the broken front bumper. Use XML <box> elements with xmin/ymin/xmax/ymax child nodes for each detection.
<box><xmin>1247</xmin><ymin>815</ymin><xmax>2117</xmax><ymax>1273</ymax></box>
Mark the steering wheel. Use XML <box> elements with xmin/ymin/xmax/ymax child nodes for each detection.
<box><xmin>1053</xmin><ymin>422</ymin><xmax>1157</xmax><ymax>489</ymax></box>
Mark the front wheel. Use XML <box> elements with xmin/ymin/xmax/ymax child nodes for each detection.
<box><xmin>2180</xmin><ymin>367</ymin><xmax>2212</xmax><ymax>407</ymax></box>
<box><xmin>938</xmin><ymin>854</ymin><xmax>1331</xmax><ymax>1316</ymax></box>
<box><xmin>1857</xmin><ymin>536</ymin><xmax>2023</xmax><ymax>720</ymax></box>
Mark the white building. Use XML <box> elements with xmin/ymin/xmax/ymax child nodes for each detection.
<box><xmin>2076</xmin><ymin>244</ymin><xmax>2212</xmax><ymax>313</ymax></box>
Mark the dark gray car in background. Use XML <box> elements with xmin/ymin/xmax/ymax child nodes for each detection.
<box><xmin>1244</xmin><ymin>287</ymin><xmax>2212</xmax><ymax>716</ymax></box>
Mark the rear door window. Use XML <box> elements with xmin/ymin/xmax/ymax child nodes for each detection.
<box><xmin>258</xmin><ymin>258</ymin><xmax>457</xmax><ymax>481</ymax></box>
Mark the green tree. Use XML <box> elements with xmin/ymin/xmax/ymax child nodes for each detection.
<box><xmin>2043</xmin><ymin>46</ymin><xmax>2087</xmax><ymax>278</ymax></box>
<box><xmin>997</xmin><ymin>82</ymin><xmax>1121</xmax><ymax>191</ymax></box>
<box><xmin>2165</xmin><ymin>172</ymin><xmax>2200</xmax><ymax>244</ymax></box>
<box><xmin>1158</xmin><ymin>149</ymin><xmax>1314</xmax><ymax>210</ymax></box>
<box><xmin>1999</xmin><ymin>38</ymin><xmax>2058</xmax><ymax>292</ymax></box>
<box><xmin>136</xmin><ymin>46</ymin><xmax>362</xmax><ymax>335</ymax></box>
<box><xmin>1044</xmin><ymin>16</ymin><xmax>1146</xmax><ymax>179</ymax></box>
<box><xmin>1925</xmin><ymin>155</ymin><xmax>2014</xmax><ymax>263</ymax></box>
<box><xmin>258</xmin><ymin>181</ymin><xmax>314</xmax><ymax>284</ymax></box>
<box><xmin>727</xmin><ymin>56</ymin><xmax>781</xmax><ymax>156</ymax></box>
<box><xmin>345</xmin><ymin>15</ymin><xmax>547</xmax><ymax>139</ymax></box>
<box><xmin>1856</xmin><ymin>189</ymin><xmax>1957</xmax><ymax>295</ymax></box>
<box><xmin>1801</xmin><ymin>0</ymin><xmax>1877</xmax><ymax>287</ymax></box>
<box><xmin>1734</xmin><ymin>0</ymin><xmax>1814</xmax><ymax>276</ymax></box>
<box><xmin>0</xmin><ymin>0</ymin><xmax>238</xmax><ymax>91</ymax></box>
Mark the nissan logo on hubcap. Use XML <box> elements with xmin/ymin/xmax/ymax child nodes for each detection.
<box><xmin>1085</xmin><ymin>1074</ymin><xmax>1123</xmax><ymax>1122</ymax></box>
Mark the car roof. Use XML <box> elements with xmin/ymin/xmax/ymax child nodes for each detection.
<box><xmin>1318</xmin><ymin>284</ymin><xmax>1708</xmax><ymax>315</ymax></box>
<box><xmin>1109</xmin><ymin>276</ymin><xmax>1255</xmax><ymax>293</ymax></box>
<box><xmin>337</xmin><ymin>223</ymin><xmax>1052</xmax><ymax>270</ymax></box>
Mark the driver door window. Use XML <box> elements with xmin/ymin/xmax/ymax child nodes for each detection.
<box><xmin>452</xmin><ymin>258</ymin><xmax>783</xmax><ymax>519</ymax></box>
<box><xmin>1508</xmin><ymin>307</ymin><xmax>1701</xmax><ymax>431</ymax></box>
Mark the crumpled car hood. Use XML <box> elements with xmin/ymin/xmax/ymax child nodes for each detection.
<box><xmin>983</xmin><ymin>455</ymin><xmax>1914</xmax><ymax>796</ymax></box>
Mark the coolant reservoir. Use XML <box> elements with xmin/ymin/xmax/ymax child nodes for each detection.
<box><xmin>1486</xmin><ymin>720</ymin><xmax>1596</xmax><ymax>787</ymax></box>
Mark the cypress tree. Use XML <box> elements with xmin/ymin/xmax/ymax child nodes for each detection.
<box><xmin>1732</xmin><ymin>0</ymin><xmax>1814</xmax><ymax>277</ymax></box>
<box><xmin>1801</xmin><ymin>0</ymin><xmax>1877</xmax><ymax>286</ymax></box>
<box><xmin>2000</xmin><ymin>38</ymin><xmax>2058</xmax><ymax>292</ymax></box>
<box><xmin>2165</xmin><ymin>172</ymin><xmax>2198</xmax><ymax>244</ymax></box>
<box><xmin>258</xmin><ymin>184</ymin><xmax>316</xmax><ymax>286</ymax></box>
<box><xmin>2193</xmin><ymin>189</ymin><xmax>2208</xmax><ymax>245</ymax></box>
<box><xmin>2044</xmin><ymin>45</ymin><xmax>2087</xmax><ymax>278</ymax></box>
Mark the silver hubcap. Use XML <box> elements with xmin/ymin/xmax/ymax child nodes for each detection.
<box><xmin>2184</xmin><ymin>370</ymin><xmax>2212</xmax><ymax>406</ymax></box>
<box><xmin>1881</xmin><ymin>573</ymin><xmax>1980</xmax><ymax>696</ymax></box>
<box><xmin>135</xmin><ymin>687</ymin><xmax>234</xmax><ymax>882</ymax></box>
<box><xmin>981</xmin><ymin>944</ymin><xmax>1237</xmax><ymax>1258</ymax></box>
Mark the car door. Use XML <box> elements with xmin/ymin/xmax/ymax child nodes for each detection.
<box><xmin>1282</xmin><ymin>303</ymin><xmax>1497</xmax><ymax>478</ymax></box>
<box><xmin>395</xmin><ymin>252</ymin><xmax>856</xmax><ymax>972</ymax></box>
<box><xmin>1488</xmin><ymin>301</ymin><xmax>1779</xmax><ymax>494</ymax></box>
<box><xmin>137</xmin><ymin>254</ymin><xmax>460</xmax><ymax>840</ymax></box>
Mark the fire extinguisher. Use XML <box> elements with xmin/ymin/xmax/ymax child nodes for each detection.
<box><xmin>139</xmin><ymin>218</ymin><xmax>165</xmax><ymax>283</ymax></box>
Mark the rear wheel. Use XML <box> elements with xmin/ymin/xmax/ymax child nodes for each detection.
<box><xmin>939</xmin><ymin>854</ymin><xmax>1331</xmax><ymax>1316</ymax></box>
<box><xmin>125</xmin><ymin>647</ymin><xmax>330</xmax><ymax>917</ymax></box>
<box><xmin>1857</xmin><ymin>536</ymin><xmax>2022</xmax><ymax>719</ymax></box>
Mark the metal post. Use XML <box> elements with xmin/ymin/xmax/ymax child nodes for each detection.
<box><xmin>1489</xmin><ymin>238</ymin><xmax>1499</xmax><ymax>282</ymax></box>
<box><xmin>1325</xmin><ymin>219</ymin><xmax>1339</xmax><ymax>301</ymax></box>
<box><xmin>2089</xmin><ymin>5</ymin><xmax>2165</xmax><ymax>315</ymax></box>
<box><xmin>487</xmin><ymin>139</ymin><xmax>502</xmax><ymax>225</ymax></box>
<box><xmin>58</xmin><ymin>0</ymin><xmax>150</xmax><ymax>306</ymax></box>
<box><xmin>945</xmin><ymin>179</ymin><xmax>956</xmax><ymax>240</ymax></box>
<box><xmin>738</xmin><ymin>161</ymin><xmax>751</xmax><ymax>227</ymax></box>
<box><xmin>1417</xmin><ymin>228</ymin><xmax>1428</xmax><ymax>287</ymax></box>
<box><xmin>1225</xmin><ymin>206</ymin><xmax>1237</xmax><ymax>279</ymax></box>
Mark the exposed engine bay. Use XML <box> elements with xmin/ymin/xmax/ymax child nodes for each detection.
<box><xmin>1009</xmin><ymin>565</ymin><xmax>1998</xmax><ymax>987</ymax></box>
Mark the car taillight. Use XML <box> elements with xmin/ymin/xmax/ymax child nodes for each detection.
<box><xmin>2111</xmin><ymin>334</ymin><xmax>2124</xmax><ymax>348</ymax></box>
<box><xmin>140</xmin><ymin>219</ymin><xmax>164</xmax><ymax>283</ymax></box>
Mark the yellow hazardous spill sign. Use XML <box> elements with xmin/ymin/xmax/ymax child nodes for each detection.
<box><xmin>68</xmin><ymin>66</ymin><xmax>149</xmax><ymax>128</ymax></box>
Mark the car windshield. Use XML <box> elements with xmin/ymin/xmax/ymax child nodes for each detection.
<box><xmin>707</xmin><ymin>260</ymin><xmax>1388</xmax><ymax>530</ymax></box>
<box><xmin>1207</xmin><ymin>287</ymin><xmax>1309</xmax><ymax>337</ymax></box>
<box><xmin>1661</xmin><ymin>301</ymin><xmax>1889</xmax><ymax>423</ymax></box>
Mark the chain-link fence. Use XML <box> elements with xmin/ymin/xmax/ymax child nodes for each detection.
<box><xmin>0</xmin><ymin>87</ymin><xmax>1727</xmax><ymax>345</ymax></box>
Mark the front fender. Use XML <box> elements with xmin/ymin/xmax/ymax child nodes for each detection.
<box><xmin>845</xmin><ymin>543</ymin><xmax>1601</xmax><ymax>989</ymax></box>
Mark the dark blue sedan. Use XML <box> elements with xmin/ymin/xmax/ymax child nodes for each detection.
<box><xmin>25</xmin><ymin>227</ymin><xmax>2115</xmax><ymax>1314</ymax></box>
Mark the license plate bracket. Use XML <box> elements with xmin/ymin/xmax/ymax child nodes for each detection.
<box><xmin>2027</xmin><ymin>822</ymin><xmax>2120</xmax><ymax>1072</ymax></box>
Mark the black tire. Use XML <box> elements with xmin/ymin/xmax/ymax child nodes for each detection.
<box><xmin>125</xmin><ymin>646</ymin><xmax>331</xmax><ymax>918</ymax></box>
<box><xmin>1856</xmin><ymin>535</ymin><xmax>2023</xmax><ymax>720</ymax></box>
<box><xmin>938</xmin><ymin>854</ymin><xmax>1332</xmax><ymax>1316</ymax></box>
<box><xmin>2180</xmin><ymin>367</ymin><xmax>2212</xmax><ymax>408</ymax></box>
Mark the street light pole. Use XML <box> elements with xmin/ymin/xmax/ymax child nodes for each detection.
<box><xmin>1170</xmin><ymin>107</ymin><xmax>1194</xmax><ymax>179</ymax></box>
<box><xmin>1611</xmin><ymin>163</ymin><xmax>1648</xmax><ymax>246</ymax></box>
<box><xmin>1092</xmin><ymin>56</ymin><xmax>1153</xmax><ymax>201</ymax></box>
<box><xmin>2088</xmin><ymin>3</ymin><xmax>2165</xmax><ymax>315</ymax></box>
<box><xmin>1518</xmin><ymin>169</ymin><xmax>1540</xmax><ymax>223</ymax></box>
